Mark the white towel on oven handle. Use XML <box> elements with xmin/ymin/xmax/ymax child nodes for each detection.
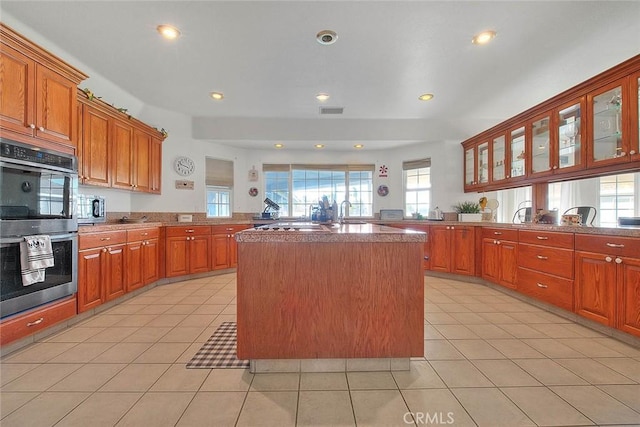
<box><xmin>20</xmin><ymin>235</ymin><xmax>54</xmax><ymax>286</ymax></box>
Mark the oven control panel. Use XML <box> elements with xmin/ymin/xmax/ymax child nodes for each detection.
<box><xmin>1</xmin><ymin>140</ymin><xmax>76</xmax><ymax>171</ymax></box>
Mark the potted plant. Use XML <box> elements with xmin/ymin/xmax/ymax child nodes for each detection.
<box><xmin>453</xmin><ymin>201</ymin><xmax>482</xmax><ymax>222</ymax></box>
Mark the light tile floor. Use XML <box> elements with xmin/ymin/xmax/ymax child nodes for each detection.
<box><xmin>2</xmin><ymin>274</ymin><xmax>640</xmax><ymax>426</ymax></box>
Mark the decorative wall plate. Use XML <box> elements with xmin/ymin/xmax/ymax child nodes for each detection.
<box><xmin>248</xmin><ymin>187</ymin><xmax>259</xmax><ymax>197</ymax></box>
<box><xmin>377</xmin><ymin>184</ymin><xmax>389</xmax><ymax>197</ymax></box>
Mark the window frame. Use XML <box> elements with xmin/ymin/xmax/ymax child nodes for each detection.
<box><xmin>403</xmin><ymin>160</ymin><xmax>432</xmax><ymax>218</ymax></box>
<box><xmin>205</xmin><ymin>185</ymin><xmax>233</xmax><ymax>218</ymax></box>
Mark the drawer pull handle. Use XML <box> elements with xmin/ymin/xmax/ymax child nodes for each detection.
<box><xmin>27</xmin><ymin>318</ymin><xmax>44</xmax><ymax>327</ymax></box>
<box><xmin>493</xmin><ymin>232</ymin><xmax>502</xmax><ymax>235</ymax></box>
<box><xmin>606</xmin><ymin>243</ymin><xmax>625</xmax><ymax>248</ymax></box>
<box><xmin>536</xmin><ymin>236</ymin><xmax>548</xmax><ymax>240</ymax></box>
<box><xmin>226</xmin><ymin>228</ymin><xmax>234</xmax><ymax>231</ymax></box>
<box><xmin>186</xmin><ymin>229</ymin><xmax>195</xmax><ymax>233</ymax></box>
<box><xmin>536</xmin><ymin>283</ymin><xmax>548</xmax><ymax>289</ymax></box>
<box><xmin>142</xmin><ymin>232</ymin><xmax>148</xmax><ymax>236</ymax></box>
<box><xmin>100</xmin><ymin>237</ymin><xmax>111</xmax><ymax>241</ymax></box>
<box><xmin>536</xmin><ymin>255</ymin><xmax>548</xmax><ymax>260</ymax></box>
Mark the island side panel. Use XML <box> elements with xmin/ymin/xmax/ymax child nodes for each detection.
<box><xmin>237</xmin><ymin>241</ymin><xmax>423</xmax><ymax>359</ymax></box>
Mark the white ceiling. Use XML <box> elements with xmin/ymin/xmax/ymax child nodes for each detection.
<box><xmin>2</xmin><ymin>1</ymin><xmax>639</xmax><ymax>151</ymax></box>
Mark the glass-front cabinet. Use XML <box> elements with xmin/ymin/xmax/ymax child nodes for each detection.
<box><xmin>492</xmin><ymin>134</ymin><xmax>507</xmax><ymax>182</ymax></box>
<box><xmin>477</xmin><ymin>141</ymin><xmax>489</xmax><ymax>185</ymax></box>
<box><xmin>556</xmin><ymin>99</ymin><xmax>584</xmax><ymax>172</ymax></box>
<box><xmin>509</xmin><ymin>126</ymin><xmax>526</xmax><ymax>180</ymax></box>
<box><xmin>529</xmin><ymin>113</ymin><xmax>552</xmax><ymax>176</ymax></box>
<box><xmin>632</xmin><ymin>72</ymin><xmax>640</xmax><ymax>162</ymax></box>
<box><xmin>464</xmin><ymin>144</ymin><xmax>477</xmax><ymax>189</ymax></box>
<box><xmin>588</xmin><ymin>79</ymin><xmax>626</xmax><ymax>166</ymax></box>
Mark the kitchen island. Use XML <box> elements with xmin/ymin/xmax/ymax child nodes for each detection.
<box><xmin>235</xmin><ymin>222</ymin><xmax>426</xmax><ymax>371</ymax></box>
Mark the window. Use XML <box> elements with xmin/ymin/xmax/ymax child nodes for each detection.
<box><xmin>599</xmin><ymin>173</ymin><xmax>636</xmax><ymax>227</ymax></box>
<box><xmin>206</xmin><ymin>187</ymin><xmax>231</xmax><ymax>217</ymax></box>
<box><xmin>403</xmin><ymin>159</ymin><xmax>431</xmax><ymax>216</ymax></box>
<box><xmin>205</xmin><ymin>158</ymin><xmax>233</xmax><ymax>218</ymax></box>
<box><xmin>263</xmin><ymin>164</ymin><xmax>374</xmax><ymax>217</ymax></box>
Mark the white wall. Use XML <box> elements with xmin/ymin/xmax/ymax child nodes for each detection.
<box><xmin>4</xmin><ymin>12</ymin><xmax>467</xmax><ymax>216</ymax></box>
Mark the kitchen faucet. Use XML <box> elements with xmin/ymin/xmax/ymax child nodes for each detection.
<box><xmin>339</xmin><ymin>200</ymin><xmax>352</xmax><ymax>223</ymax></box>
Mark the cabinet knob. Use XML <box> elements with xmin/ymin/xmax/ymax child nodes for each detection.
<box><xmin>451</xmin><ymin>226</ymin><xmax>455</xmax><ymax>230</ymax></box>
<box><xmin>506</xmin><ymin>175</ymin><xmax>510</xmax><ymax>178</ymax></box>
<box><xmin>620</xmin><ymin>152</ymin><xmax>626</xmax><ymax>157</ymax></box>
<box><xmin>615</xmin><ymin>257</ymin><xmax>622</xmax><ymax>264</ymax></box>
<box><xmin>102</xmin><ymin>248</ymin><xmax>107</xmax><ymax>253</ymax></box>
<box><xmin>605</xmin><ymin>256</ymin><xmax>612</xmax><ymax>262</ymax></box>
<box><xmin>38</xmin><ymin>126</ymin><xmax>45</xmax><ymax>131</ymax></box>
<box><xmin>29</xmin><ymin>123</ymin><xmax>36</xmax><ymax>129</ymax></box>
<box><xmin>553</xmin><ymin>165</ymin><xmax>558</xmax><ymax>169</ymax></box>
<box><xmin>496</xmin><ymin>240</ymin><xmax>501</xmax><ymax>245</ymax></box>
<box><xmin>630</xmin><ymin>150</ymin><xmax>637</xmax><ymax>155</ymax></box>
<box><xmin>186</xmin><ymin>237</ymin><xmax>190</xmax><ymax>241</ymax></box>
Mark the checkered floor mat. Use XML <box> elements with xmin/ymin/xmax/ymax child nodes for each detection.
<box><xmin>186</xmin><ymin>322</ymin><xmax>249</xmax><ymax>369</ymax></box>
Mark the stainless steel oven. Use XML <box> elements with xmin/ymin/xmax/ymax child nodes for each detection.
<box><xmin>0</xmin><ymin>138</ymin><xmax>79</xmax><ymax>318</ymax></box>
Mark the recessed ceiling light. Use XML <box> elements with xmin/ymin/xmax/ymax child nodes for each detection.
<box><xmin>316</xmin><ymin>93</ymin><xmax>330</xmax><ymax>101</ymax></box>
<box><xmin>314</xmin><ymin>144</ymin><xmax>325</xmax><ymax>149</ymax></box>
<box><xmin>274</xmin><ymin>143</ymin><xmax>284</xmax><ymax>149</ymax></box>
<box><xmin>354</xmin><ymin>144</ymin><xmax>364</xmax><ymax>149</ymax></box>
<box><xmin>210</xmin><ymin>92</ymin><xmax>224</xmax><ymax>100</ymax></box>
<box><xmin>472</xmin><ymin>30</ymin><xmax>496</xmax><ymax>45</ymax></box>
<box><xmin>157</xmin><ymin>24</ymin><xmax>181</xmax><ymax>40</ymax></box>
<box><xmin>316</xmin><ymin>30</ymin><xmax>338</xmax><ymax>45</ymax></box>
<box><xmin>418</xmin><ymin>93</ymin><xmax>434</xmax><ymax>101</ymax></box>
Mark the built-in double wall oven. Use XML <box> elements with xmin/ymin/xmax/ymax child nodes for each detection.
<box><xmin>0</xmin><ymin>138</ymin><xmax>79</xmax><ymax>318</ymax></box>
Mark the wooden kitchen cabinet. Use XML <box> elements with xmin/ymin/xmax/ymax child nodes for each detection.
<box><xmin>517</xmin><ymin>230</ymin><xmax>575</xmax><ymax>311</ymax></box>
<box><xmin>430</xmin><ymin>225</ymin><xmax>475</xmax><ymax>276</ymax></box>
<box><xmin>387</xmin><ymin>223</ymin><xmax>430</xmax><ymax>269</ymax></box>
<box><xmin>132</xmin><ymin>129</ymin><xmax>152</xmax><ymax>193</ymax></box>
<box><xmin>575</xmin><ymin>234</ymin><xmax>640</xmax><ymax>336</ymax></box>
<box><xmin>78</xmin><ymin>103</ymin><xmax>110</xmax><ymax>186</ymax></box>
<box><xmin>165</xmin><ymin>226</ymin><xmax>211</xmax><ymax>277</ymax></box>
<box><xmin>0</xmin><ymin>297</ymin><xmax>77</xmax><ymax>346</ymax></box>
<box><xmin>0</xmin><ymin>24</ymin><xmax>87</xmax><ymax>151</ymax></box>
<box><xmin>77</xmin><ymin>230</ymin><xmax>126</xmax><ymax>312</ymax></box>
<box><xmin>150</xmin><ymin>136</ymin><xmax>162</xmax><ymax>194</ymax></box>
<box><xmin>482</xmin><ymin>228</ymin><xmax>518</xmax><ymax>289</ymax></box>
<box><xmin>125</xmin><ymin>227</ymin><xmax>160</xmax><ymax>292</ymax></box>
<box><xmin>211</xmin><ymin>225</ymin><xmax>250</xmax><ymax>270</ymax></box>
<box><xmin>111</xmin><ymin>118</ymin><xmax>134</xmax><ymax>190</ymax></box>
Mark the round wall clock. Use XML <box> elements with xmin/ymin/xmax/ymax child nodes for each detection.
<box><xmin>174</xmin><ymin>156</ymin><xmax>195</xmax><ymax>176</ymax></box>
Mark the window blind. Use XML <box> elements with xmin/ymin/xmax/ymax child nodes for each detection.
<box><xmin>205</xmin><ymin>158</ymin><xmax>234</xmax><ymax>187</ymax></box>
<box><xmin>402</xmin><ymin>158</ymin><xmax>431</xmax><ymax>170</ymax></box>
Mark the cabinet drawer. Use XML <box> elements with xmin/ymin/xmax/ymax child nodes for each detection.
<box><xmin>0</xmin><ymin>297</ymin><xmax>77</xmax><ymax>345</ymax></box>
<box><xmin>165</xmin><ymin>225</ymin><xmax>211</xmax><ymax>237</ymax></box>
<box><xmin>575</xmin><ymin>234</ymin><xmax>640</xmax><ymax>258</ymax></box>
<box><xmin>518</xmin><ymin>244</ymin><xmax>574</xmax><ymax>279</ymax></box>
<box><xmin>482</xmin><ymin>227</ymin><xmax>518</xmax><ymax>241</ymax></box>
<box><xmin>518</xmin><ymin>230</ymin><xmax>574</xmax><ymax>249</ymax></box>
<box><xmin>211</xmin><ymin>224</ymin><xmax>250</xmax><ymax>234</ymax></box>
<box><xmin>127</xmin><ymin>227</ymin><xmax>160</xmax><ymax>241</ymax></box>
<box><xmin>79</xmin><ymin>230</ymin><xmax>127</xmax><ymax>250</ymax></box>
<box><xmin>517</xmin><ymin>267</ymin><xmax>573</xmax><ymax>311</ymax></box>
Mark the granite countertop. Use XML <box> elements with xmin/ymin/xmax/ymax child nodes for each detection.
<box><xmin>78</xmin><ymin>222</ymin><xmax>165</xmax><ymax>233</ymax></box>
<box><xmin>235</xmin><ymin>222</ymin><xmax>427</xmax><ymax>243</ymax></box>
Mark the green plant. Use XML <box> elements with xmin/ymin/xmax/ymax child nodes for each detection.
<box><xmin>453</xmin><ymin>201</ymin><xmax>480</xmax><ymax>214</ymax></box>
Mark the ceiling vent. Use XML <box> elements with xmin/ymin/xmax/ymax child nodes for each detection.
<box><xmin>319</xmin><ymin>106</ymin><xmax>344</xmax><ymax>115</ymax></box>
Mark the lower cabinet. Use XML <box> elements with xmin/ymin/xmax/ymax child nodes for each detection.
<box><xmin>211</xmin><ymin>225</ymin><xmax>250</xmax><ymax>270</ymax></box>
<box><xmin>77</xmin><ymin>230</ymin><xmax>127</xmax><ymax>312</ymax></box>
<box><xmin>430</xmin><ymin>225</ymin><xmax>476</xmax><ymax>275</ymax></box>
<box><xmin>481</xmin><ymin>228</ymin><xmax>518</xmax><ymax>289</ymax></box>
<box><xmin>575</xmin><ymin>234</ymin><xmax>640</xmax><ymax>336</ymax></box>
<box><xmin>125</xmin><ymin>227</ymin><xmax>160</xmax><ymax>292</ymax></box>
<box><xmin>0</xmin><ymin>297</ymin><xmax>77</xmax><ymax>346</ymax></box>
<box><xmin>165</xmin><ymin>226</ymin><xmax>211</xmax><ymax>277</ymax></box>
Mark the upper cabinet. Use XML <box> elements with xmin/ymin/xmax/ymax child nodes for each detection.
<box><xmin>461</xmin><ymin>55</ymin><xmax>640</xmax><ymax>193</ymax></box>
<box><xmin>0</xmin><ymin>24</ymin><xmax>88</xmax><ymax>152</ymax></box>
<box><xmin>77</xmin><ymin>93</ymin><xmax>165</xmax><ymax>194</ymax></box>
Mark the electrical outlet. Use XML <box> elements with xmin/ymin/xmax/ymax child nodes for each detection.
<box><xmin>175</xmin><ymin>180</ymin><xmax>194</xmax><ymax>190</ymax></box>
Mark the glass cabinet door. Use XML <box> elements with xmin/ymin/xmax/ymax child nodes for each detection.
<box><xmin>510</xmin><ymin>126</ymin><xmax>526</xmax><ymax>178</ymax></box>
<box><xmin>531</xmin><ymin>115</ymin><xmax>551</xmax><ymax>174</ymax></box>
<box><xmin>464</xmin><ymin>146</ymin><xmax>476</xmax><ymax>186</ymax></box>
<box><xmin>477</xmin><ymin>141</ymin><xmax>489</xmax><ymax>184</ymax></box>
<box><xmin>557</xmin><ymin>101</ymin><xmax>583</xmax><ymax>170</ymax></box>
<box><xmin>590</xmin><ymin>82</ymin><xmax>623</xmax><ymax>164</ymax></box>
<box><xmin>492</xmin><ymin>135</ymin><xmax>506</xmax><ymax>181</ymax></box>
<box><xmin>633</xmin><ymin>74</ymin><xmax>640</xmax><ymax>160</ymax></box>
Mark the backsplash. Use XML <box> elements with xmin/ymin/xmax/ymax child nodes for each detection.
<box><xmin>104</xmin><ymin>212</ymin><xmax>256</xmax><ymax>224</ymax></box>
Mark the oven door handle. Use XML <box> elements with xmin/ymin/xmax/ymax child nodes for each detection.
<box><xmin>0</xmin><ymin>232</ymin><xmax>77</xmax><ymax>246</ymax></box>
